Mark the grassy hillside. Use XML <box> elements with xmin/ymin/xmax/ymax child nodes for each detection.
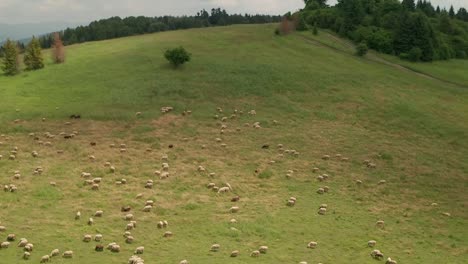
<box><xmin>0</xmin><ymin>24</ymin><xmax>467</xmax><ymax>264</ymax></box>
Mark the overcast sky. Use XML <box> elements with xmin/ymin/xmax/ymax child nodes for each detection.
<box><xmin>0</xmin><ymin>0</ymin><xmax>466</xmax><ymax>24</ymax></box>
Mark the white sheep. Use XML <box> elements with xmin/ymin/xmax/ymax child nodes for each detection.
<box><xmin>259</xmin><ymin>246</ymin><xmax>268</xmax><ymax>254</ymax></box>
<box><xmin>163</xmin><ymin>231</ymin><xmax>173</xmax><ymax>238</ymax></box>
<box><xmin>230</xmin><ymin>206</ymin><xmax>239</xmax><ymax>213</ymax></box>
<box><xmin>125</xmin><ymin>214</ymin><xmax>134</xmax><ymax>221</ymax></box>
<box><xmin>376</xmin><ymin>220</ymin><xmax>385</xmax><ymax>228</ymax></box>
<box><xmin>75</xmin><ymin>211</ymin><xmax>81</xmax><ymax>220</ymax></box>
<box><xmin>1</xmin><ymin>241</ymin><xmax>10</xmax><ymax>248</ymax></box>
<box><xmin>250</xmin><ymin>250</ymin><xmax>260</xmax><ymax>257</ymax></box>
<box><xmin>95</xmin><ymin>210</ymin><xmax>103</xmax><ymax>217</ymax></box>
<box><xmin>180</xmin><ymin>260</ymin><xmax>189</xmax><ymax>264</ymax></box>
<box><xmin>386</xmin><ymin>257</ymin><xmax>397</xmax><ymax>264</ymax></box>
<box><xmin>218</xmin><ymin>187</ymin><xmax>230</xmax><ymax>193</ymax></box>
<box><xmin>23</xmin><ymin>251</ymin><xmax>31</xmax><ymax>259</ymax></box>
<box><xmin>307</xmin><ymin>241</ymin><xmax>318</xmax><ymax>249</ymax></box>
<box><xmin>135</xmin><ymin>246</ymin><xmax>144</xmax><ymax>254</ymax></box>
<box><xmin>126</xmin><ymin>236</ymin><xmax>134</xmax><ymax>244</ymax></box>
<box><xmin>62</xmin><ymin>250</ymin><xmax>73</xmax><ymax>258</ymax></box>
<box><xmin>40</xmin><ymin>255</ymin><xmax>50</xmax><ymax>263</ymax></box>
<box><xmin>143</xmin><ymin>205</ymin><xmax>152</xmax><ymax>212</ymax></box>
<box><xmin>210</xmin><ymin>244</ymin><xmax>220</xmax><ymax>252</ymax></box>
<box><xmin>95</xmin><ymin>234</ymin><xmax>103</xmax><ymax>242</ymax></box>
<box><xmin>83</xmin><ymin>234</ymin><xmax>92</xmax><ymax>242</ymax></box>
<box><xmin>17</xmin><ymin>238</ymin><xmax>28</xmax><ymax>247</ymax></box>
<box><xmin>88</xmin><ymin>217</ymin><xmax>94</xmax><ymax>225</ymax></box>
<box><xmin>318</xmin><ymin>207</ymin><xmax>327</xmax><ymax>215</ymax></box>
<box><xmin>368</xmin><ymin>240</ymin><xmax>377</xmax><ymax>247</ymax></box>
<box><xmin>371</xmin><ymin>249</ymin><xmax>384</xmax><ymax>260</ymax></box>
<box><xmin>50</xmin><ymin>249</ymin><xmax>60</xmax><ymax>256</ymax></box>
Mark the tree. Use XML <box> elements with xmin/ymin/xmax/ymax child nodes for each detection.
<box><xmin>313</xmin><ymin>22</ymin><xmax>319</xmax><ymax>35</ymax></box>
<box><xmin>408</xmin><ymin>47</ymin><xmax>422</xmax><ymax>61</ymax></box>
<box><xmin>1</xmin><ymin>39</ymin><xmax>20</xmax><ymax>76</ymax></box>
<box><xmin>164</xmin><ymin>47</ymin><xmax>191</xmax><ymax>68</ymax></box>
<box><xmin>52</xmin><ymin>32</ymin><xmax>65</xmax><ymax>64</ymax></box>
<box><xmin>24</xmin><ymin>37</ymin><xmax>44</xmax><ymax>71</ymax></box>
<box><xmin>401</xmin><ymin>0</ymin><xmax>415</xmax><ymax>11</ymax></box>
<box><xmin>356</xmin><ymin>42</ymin><xmax>368</xmax><ymax>56</ymax></box>
<box><xmin>296</xmin><ymin>15</ymin><xmax>308</xmax><ymax>31</ymax></box>
<box><xmin>449</xmin><ymin>6</ymin><xmax>455</xmax><ymax>18</ymax></box>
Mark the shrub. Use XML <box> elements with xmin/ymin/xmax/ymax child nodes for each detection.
<box><xmin>356</xmin><ymin>42</ymin><xmax>368</xmax><ymax>56</ymax></box>
<box><xmin>408</xmin><ymin>47</ymin><xmax>423</xmax><ymax>62</ymax></box>
<box><xmin>164</xmin><ymin>47</ymin><xmax>191</xmax><ymax>68</ymax></box>
<box><xmin>313</xmin><ymin>22</ymin><xmax>318</xmax><ymax>35</ymax></box>
<box><xmin>274</xmin><ymin>28</ymin><xmax>280</xmax><ymax>35</ymax></box>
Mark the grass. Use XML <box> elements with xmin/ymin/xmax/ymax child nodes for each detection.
<box><xmin>0</xmin><ymin>24</ymin><xmax>467</xmax><ymax>263</ymax></box>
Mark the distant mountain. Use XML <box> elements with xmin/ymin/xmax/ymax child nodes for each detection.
<box><xmin>0</xmin><ymin>21</ymin><xmax>85</xmax><ymax>42</ymax></box>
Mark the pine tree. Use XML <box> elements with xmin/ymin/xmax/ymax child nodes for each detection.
<box><xmin>449</xmin><ymin>5</ymin><xmax>455</xmax><ymax>18</ymax></box>
<box><xmin>24</xmin><ymin>37</ymin><xmax>44</xmax><ymax>71</ymax></box>
<box><xmin>1</xmin><ymin>39</ymin><xmax>20</xmax><ymax>76</ymax></box>
<box><xmin>436</xmin><ymin>6</ymin><xmax>440</xmax><ymax>14</ymax></box>
<box><xmin>401</xmin><ymin>0</ymin><xmax>415</xmax><ymax>11</ymax></box>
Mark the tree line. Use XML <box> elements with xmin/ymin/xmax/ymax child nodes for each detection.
<box><xmin>300</xmin><ymin>0</ymin><xmax>468</xmax><ymax>61</ymax></box>
<box><xmin>34</xmin><ymin>9</ymin><xmax>280</xmax><ymax>48</ymax></box>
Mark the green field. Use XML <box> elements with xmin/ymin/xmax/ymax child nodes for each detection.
<box><xmin>0</xmin><ymin>24</ymin><xmax>467</xmax><ymax>264</ymax></box>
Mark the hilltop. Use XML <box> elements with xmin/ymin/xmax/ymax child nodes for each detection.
<box><xmin>0</xmin><ymin>24</ymin><xmax>467</xmax><ymax>263</ymax></box>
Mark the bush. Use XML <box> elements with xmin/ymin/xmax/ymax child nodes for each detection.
<box><xmin>164</xmin><ymin>47</ymin><xmax>191</xmax><ymax>68</ymax></box>
<box><xmin>408</xmin><ymin>47</ymin><xmax>423</xmax><ymax>61</ymax></box>
<box><xmin>313</xmin><ymin>22</ymin><xmax>318</xmax><ymax>35</ymax></box>
<box><xmin>274</xmin><ymin>28</ymin><xmax>280</xmax><ymax>35</ymax></box>
<box><xmin>356</xmin><ymin>42</ymin><xmax>368</xmax><ymax>56</ymax></box>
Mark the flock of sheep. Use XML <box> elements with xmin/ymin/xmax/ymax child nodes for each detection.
<box><xmin>0</xmin><ymin>106</ymin><xmax>403</xmax><ymax>263</ymax></box>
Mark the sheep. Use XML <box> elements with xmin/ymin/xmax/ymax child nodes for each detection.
<box><xmin>126</xmin><ymin>236</ymin><xmax>134</xmax><ymax>244</ymax></box>
<box><xmin>378</xmin><ymin>180</ymin><xmax>386</xmax><ymax>185</ymax></box>
<box><xmin>312</xmin><ymin>167</ymin><xmax>319</xmax><ymax>172</ymax></box>
<box><xmin>75</xmin><ymin>211</ymin><xmax>81</xmax><ymax>220</ymax></box>
<box><xmin>231</xmin><ymin>196</ymin><xmax>240</xmax><ymax>202</ymax></box>
<box><xmin>1</xmin><ymin>241</ymin><xmax>10</xmax><ymax>248</ymax></box>
<box><xmin>136</xmin><ymin>193</ymin><xmax>143</xmax><ymax>199</ymax></box>
<box><xmin>121</xmin><ymin>206</ymin><xmax>131</xmax><ymax>212</ymax></box>
<box><xmin>88</xmin><ymin>217</ymin><xmax>94</xmax><ymax>225</ymax></box>
<box><xmin>230</xmin><ymin>206</ymin><xmax>239</xmax><ymax>213</ymax></box>
<box><xmin>307</xmin><ymin>241</ymin><xmax>318</xmax><ymax>249</ymax></box>
<box><xmin>50</xmin><ymin>182</ymin><xmax>57</xmax><ymax>187</ymax></box>
<box><xmin>81</xmin><ymin>172</ymin><xmax>92</xmax><ymax>178</ymax></box>
<box><xmin>230</xmin><ymin>250</ymin><xmax>239</xmax><ymax>257</ymax></box>
<box><xmin>31</xmin><ymin>151</ymin><xmax>39</xmax><ymax>157</ymax></box>
<box><xmin>317</xmin><ymin>175</ymin><xmax>324</xmax><ymax>182</ymax></box>
<box><xmin>356</xmin><ymin>180</ymin><xmax>363</xmax><ymax>185</ymax></box>
<box><xmin>95</xmin><ymin>234</ymin><xmax>103</xmax><ymax>242</ymax></box>
<box><xmin>317</xmin><ymin>188</ymin><xmax>325</xmax><ymax>194</ymax></box>
<box><xmin>95</xmin><ymin>244</ymin><xmax>104</xmax><ymax>252</ymax></box>
<box><xmin>249</xmin><ymin>110</ymin><xmax>257</xmax><ymax>115</ymax></box>
<box><xmin>135</xmin><ymin>246</ymin><xmax>144</xmax><ymax>254</ymax></box>
<box><xmin>162</xmin><ymin>163</ymin><xmax>169</xmax><ymax>171</ymax></box>
<box><xmin>125</xmin><ymin>214</ymin><xmax>134</xmax><ymax>221</ymax></box>
<box><xmin>212</xmin><ymin>187</ymin><xmax>219</xmax><ymax>192</ymax></box>
<box><xmin>91</xmin><ymin>183</ymin><xmax>100</xmax><ymax>190</ymax></box>
<box><xmin>230</xmin><ymin>219</ymin><xmax>237</xmax><ymax>224</ymax></box>
<box><xmin>367</xmin><ymin>163</ymin><xmax>377</xmax><ymax>168</ymax></box>
<box><xmin>83</xmin><ymin>234</ymin><xmax>92</xmax><ymax>242</ymax></box>
<box><xmin>442</xmin><ymin>212</ymin><xmax>451</xmax><ymax>217</ymax></box>
<box><xmin>371</xmin><ymin>249</ymin><xmax>384</xmax><ymax>260</ymax></box>
<box><xmin>145</xmin><ymin>181</ymin><xmax>153</xmax><ymax>189</ymax></box>
<box><xmin>129</xmin><ymin>255</ymin><xmax>145</xmax><ymax>264</ymax></box>
<box><xmin>207</xmin><ymin>183</ymin><xmax>216</xmax><ymax>189</ymax></box>
<box><xmin>318</xmin><ymin>207</ymin><xmax>327</xmax><ymax>215</ymax></box>
<box><xmin>24</xmin><ymin>243</ymin><xmax>34</xmax><ymax>252</ymax></box>
<box><xmin>0</xmin><ymin>226</ymin><xmax>5</xmax><ymax>232</ymax></box>
<box><xmin>218</xmin><ymin>187</ymin><xmax>230</xmax><ymax>193</ymax></box>
<box><xmin>322</xmin><ymin>174</ymin><xmax>329</xmax><ymax>180</ymax></box>
<box><xmin>143</xmin><ymin>205</ymin><xmax>152</xmax><ymax>212</ymax></box>
<box><xmin>287</xmin><ymin>199</ymin><xmax>296</xmax><ymax>207</ymax></box>
<box><xmin>210</xmin><ymin>244</ymin><xmax>220</xmax><ymax>252</ymax></box>
<box><xmin>50</xmin><ymin>249</ymin><xmax>60</xmax><ymax>257</ymax></box>
<box><xmin>198</xmin><ymin>166</ymin><xmax>206</xmax><ymax>172</ymax></box>
<box><xmin>322</xmin><ymin>155</ymin><xmax>330</xmax><ymax>160</ymax></box>
<box><xmin>110</xmin><ymin>166</ymin><xmax>116</xmax><ymax>173</ymax></box>
<box><xmin>17</xmin><ymin>238</ymin><xmax>28</xmax><ymax>247</ymax></box>
<box><xmin>376</xmin><ymin>220</ymin><xmax>385</xmax><ymax>228</ymax></box>
<box><xmin>95</xmin><ymin>210</ymin><xmax>104</xmax><ymax>217</ymax></box>
<box><xmin>93</xmin><ymin>178</ymin><xmax>102</xmax><ymax>183</ymax></box>
<box><xmin>157</xmin><ymin>221</ymin><xmax>164</xmax><ymax>229</ymax></box>
<box><xmin>7</xmin><ymin>234</ymin><xmax>15</xmax><ymax>241</ymax></box>
<box><xmin>110</xmin><ymin>244</ymin><xmax>121</xmax><ymax>253</ymax></box>
<box><xmin>368</xmin><ymin>240</ymin><xmax>377</xmax><ymax>247</ymax></box>
<box><xmin>163</xmin><ymin>231</ymin><xmax>173</xmax><ymax>238</ymax></box>
<box><xmin>250</xmin><ymin>250</ymin><xmax>260</xmax><ymax>257</ymax></box>
<box><xmin>386</xmin><ymin>257</ymin><xmax>397</xmax><ymax>264</ymax></box>
<box><xmin>299</xmin><ymin>262</ymin><xmax>308</xmax><ymax>264</ymax></box>
<box><xmin>23</xmin><ymin>251</ymin><xmax>31</xmax><ymax>259</ymax></box>
<box><xmin>40</xmin><ymin>255</ymin><xmax>50</xmax><ymax>263</ymax></box>
<box><xmin>62</xmin><ymin>250</ymin><xmax>74</xmax><ymax>258</ymax></box>
<box><xmin>323</xmin><ymin>186</ymin><xmax>329</xmax><ymax>193</ymax></box>
<box><xmin>180</xmin><ymin>260</ymin><xmax>189</xmax><ymax>264</ymax></box>
<box><xmin>259</xmin><ymin>246</ymin><xmax>268</xmax><ymax>254</ymax></box>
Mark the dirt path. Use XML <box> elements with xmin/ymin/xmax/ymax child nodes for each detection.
<box><xmin>299</xmin><ymin>34</ymin><xmax>468</xmax><ymax>89</ymax></box>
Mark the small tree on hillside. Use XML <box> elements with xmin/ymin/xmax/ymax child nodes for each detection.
<box><xmin>24</xmin><ymin>37</ymin><xmax>45</xmax><ymax>71</ymax></box>
<box><xmin>313</xmin><ymin>22</ymin><xmax>319</xmax><ymax>35</ymax></box>
<box><xmin>356</xmin><ymin>42</ymin><xmax>368</xmax><ymax>56</ymax></box>
<box><xmin>52</xmin><ymin>32</ymin><xmax>65</xmax><ymax>64</ymax></box>
<box><xmin>164</xmin><ymin>47</ymin><xmax>191</xmax><ymax>68</ymax></box>
<box><xmin>1</xmin><ymin>39</ymin><xmax>20</xmax><ymax>76</ymax></box>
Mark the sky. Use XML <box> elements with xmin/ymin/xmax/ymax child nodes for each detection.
<box><xmin>0</xmin><ymin>0</ymin><xmax>466</xmax><ymax>24</ymax></box>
